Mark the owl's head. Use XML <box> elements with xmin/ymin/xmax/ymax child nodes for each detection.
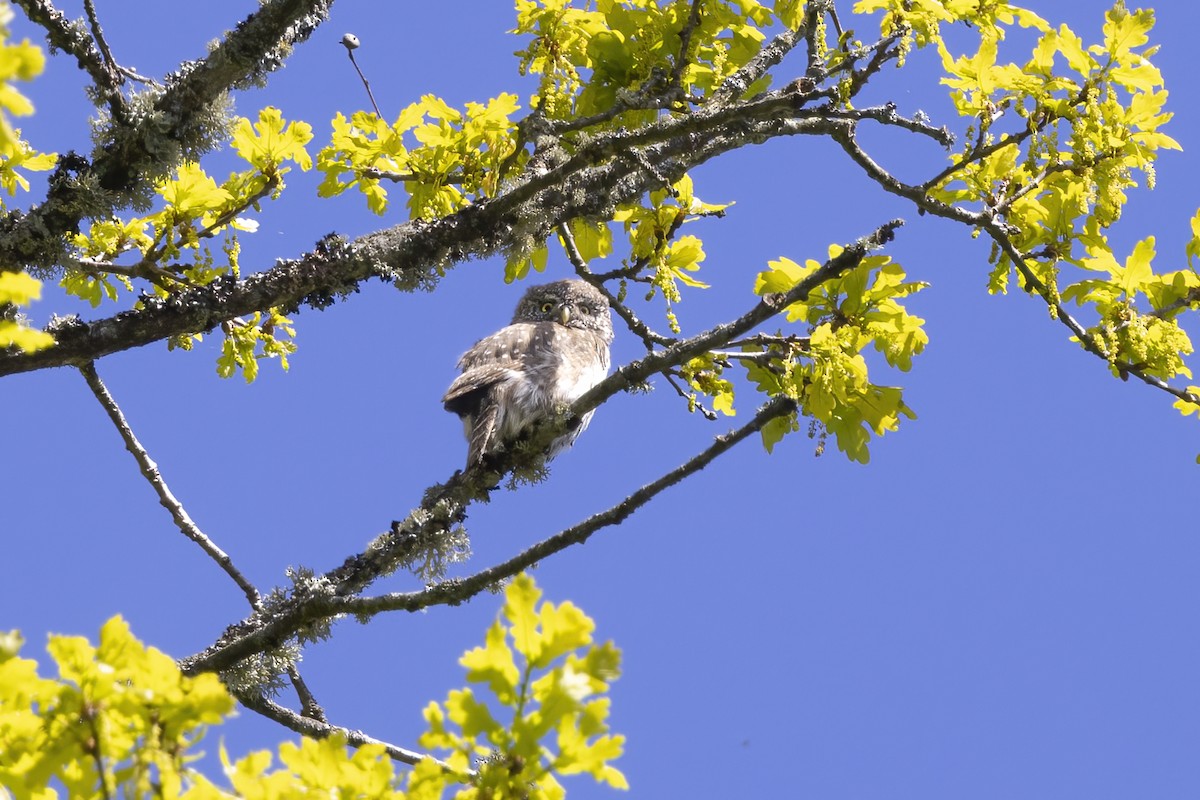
<box><xmin>513</xmin><ymin>279</ymin><xmax>614</xmax><ymax>342</ymax></box>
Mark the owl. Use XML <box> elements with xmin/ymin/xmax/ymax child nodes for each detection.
<box><xmin>443</xmin><ymin>279</ymin><xmax>614</xmax><ymax>469</ymax></box>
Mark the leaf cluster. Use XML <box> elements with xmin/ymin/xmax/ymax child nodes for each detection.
<box><xmin>0</xmin><ymin>574</ymin><xmax>622</xmax><ymax>799</ymax></box>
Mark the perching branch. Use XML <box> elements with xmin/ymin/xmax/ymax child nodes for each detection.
<box><xmin>183</xmin><ymin>395</ymin><xmax>797</xmax><ymax>676</ymax></box>
<box><xmin>343</xmin><ymin>394</ymin><xmax>796</xmax><ymax>616</ymax></box>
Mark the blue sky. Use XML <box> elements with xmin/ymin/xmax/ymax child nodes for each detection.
<box><xmin>5</xmin><ymin>1</ymin><xmax>1200</xmax><ymax>798</ymax></box>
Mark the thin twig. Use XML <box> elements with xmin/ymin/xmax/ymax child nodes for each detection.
<box><xmin>557</xmin><ymin>221</ymin><xmax>674</xmax><ymax>348</ymax></box>
<box><xmin>14</xmin><ymin>0</ymin><xmax>107</xmax><ymax>83</ymax></box>
<box><xmin>234</xmin><ymin>690</ymin><xmax>457</xmax><ymax>771</ymax></box>
<box><xmin>78</xmin><ymin>362</ymin><xmax>261</xmax><ymax>607</ymax></box>
<box><xmin>669</xmin><ymin>0</ymin><xmax>704</xmax><ymax>95</ymax></box>
<box><xmin>342</xmin><ymin>34</ymin><xmax>383</xmax><ymax>118</ymax></box>
<box><xmin>664</xmin><ymin>369</ymin><xmax>718</xmax><ymax>420</ymax></box>
<box><xmin>827</xmin><ymin>2</ymin><xmax>846</xmax><ymax>39</ymax></box>
<box><xmin>706</xmin><ymin>349</ymin><xmax>781</xmax><ymax>363</ymax></box>
<box><xmin>725</xmin><ymin>333</ymin><xmax>810</xmax><ymax>350</ymax></box>
<box><xmin>82</xmin><ymin>0</ymin><xmax>118</xmax><ymax>74</ymax></box>
<box><xmin>287</xmin><ymin>665</ymin><xmax>326</xmax><ymax>722</ymax></box>
<box><xmin>85</xmin><ymin>711</ymin><xmax>114</xmax><ymax>800</ymax></box>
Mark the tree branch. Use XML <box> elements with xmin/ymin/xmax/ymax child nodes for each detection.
<box><xmin>79</xmin><ymin>362</ymin><xmax>448</xmax><ymax>757</ymax></box>
<box><xmin>347</xmin><ymin>394</ymin><xmax>796</xmax><ymax>616</ymax></box>
<box><xmin>557</xmin><ymin>221</ymin><xmax>675</xmax><ymax>348</ymax></box>
<box><xmin>5</xmin><ymin>0</ymin><xmax>335</xmax><ymax>273</ymax></box>
<box><xmin>78</xmin><ymin>361</ymin><xmax>261</xmax><ymax>607</ymax></box>
<box><xmin>13</xmin><ymin>0</ymin><xmax>119</xmax><ymax>100</ymax></box>
<box><xmin>233</xmin><ymin>689</ymin><xmax>454</xmax><ymax>770</ymax></box>
<box><xmin>183</xmin><ymin>395</ymin><xmax>797</xmax><ymax>676</ymax></box>
<box><xmin>830</xmin><ymin>119</ymin><xmax>1200</xmax><ymax>407</ymax></box>
<box><xmin>0</xmin><ymin>106</ymin><xmax>857</xmax><ymax>379</ymax></box>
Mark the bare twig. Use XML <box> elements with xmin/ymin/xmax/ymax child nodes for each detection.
<box><xmin>82</xmin><ymin>0</ymin><xmax>118</xmax><ymax>74</ymax></box>
<box><xmin>78</xmin><ymin>362</ymin><xmax>261</xmax><ymax>607</ymax></box>
<box><xmin>706</xmin><ymin>349</ymin><xmax>782</xmax><ymax>363</ymax></box>
<box><xmin>664</xmin><ymin>369</ymin><xmax>718</xmax><ymax>420</ymax></box>
<box><xmin>287</xmin><ymin>665</ymin><xmax>326</xmax><ymax>722</ymax></box>
<box><xmin>15</xmin><ymin>0</ymin><xmax>121</xmax><ymax>113</ymax></box>
<box><xmin>557</xmin><ymin>221</ymin><xmax>675</xmax><ymax>348</ymax></box>
<box><xmin>84</xmin><ymin>710</ymin><xmax>114</xmax><ymax>800</ymax></box>
<box><xmin>234</xmin><ymin>689</ymin><xmax>456</xmax><ymax>771</ymax></box>
<box><xmin>725</xmin><ymin>333</ymin><xmax>811</xmax><ymax>350</ymax></box>
<box><xmin>341</xmin><ymin>33</ymin><xmax>383</xmax><ymax>118</ymax></box>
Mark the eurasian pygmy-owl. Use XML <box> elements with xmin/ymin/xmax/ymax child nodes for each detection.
<box><xmin>443</xmin><ymin>279</ymin><xmax>614</xmax><ymax>468</ymax></box>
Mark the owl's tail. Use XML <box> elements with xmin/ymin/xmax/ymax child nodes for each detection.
<box><xmin>467</xmin><ymin>400</ymin><xmax>501</xmax><ymax>468</ymax></box>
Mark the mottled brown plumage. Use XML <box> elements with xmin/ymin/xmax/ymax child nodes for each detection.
<box><xmin>443</xmin><ymin>279</ymin><xmax>613</xmax><ymax>468</ymax></box>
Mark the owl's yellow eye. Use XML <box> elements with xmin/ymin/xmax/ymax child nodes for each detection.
<box><xmin>540</xmin><ymin>301</ymin><xmax>554</xmax><ymax>313</ymax></box>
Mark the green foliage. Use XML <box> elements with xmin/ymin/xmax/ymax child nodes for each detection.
<box><xmin>63</xmin><ymin>107</ymin><xmax>311</xmax><ymax>381</ymax></box>
<box><xmin>0</xmin><ymin>270</ymin><xmax>53</xmax><ymax>351</ymax></box>
<box><xmin>514</xmin><ymin>0</ymin><xmax>777</xmax><ymax>118</ymax></box>
<box><xmin>0</xmin><ymin>1</ymin><xmax>55</xmax><ymax>355</ymax></box>
<box><xmin>17</xmin><ymin>0</ymin><xmax>1200</xmax><ymax>450</ymax></box>
<box><xmin>418</xmin><ymin>574</ymin><xmax>626</xmax><ymax>799</ymax></box>
<box><xmin>215</xmin><ymin>309</ymin><xmax>297</xmax><ymax>383</ymax></box>
<box><xmin>0</xmin><ymin>575</ymin><xmax>623</xmax><ymax>799</ymax></box>
<box><xmin>751</xmin><ymin>247</ymin><xmax>927</xmax><ymax>461</ymax></box>
<box><xmin>316</xmin><ymin>94</ymin><xmax>521</xmax><ymax>219</ymax></box>
<box><xmin>850</xmin><ymin>0</ymin><xmax>1200</xmax><ymax>432</ymax></box>
<box><xmin>0</xmin><ymin>1</ymin><xmax>53</xmax><ymax>185</ymax></box>
<box><xmin>0</xmin><ymin>617</ymin><xmax>233</xmax><ymax>799</ymax></box>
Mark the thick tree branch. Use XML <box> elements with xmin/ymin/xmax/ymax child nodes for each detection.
<box><xmin>0</xmin><ymin>106</ymin><xmax>858</xmax><ymax>378</ymax></box>
<box><xmin>5</xmin><ymin>0</ymin><xmax>334</xmax><ymax>272</ymax></box>
<box><xmin>343</xmin><ymin>395</ymin><xmax>796</xmax><ymax>617</ymax></box>
<box><xmin>183</xmin><ymin>395</ymin><xmax>797</xmax><ymax>676</ymax></box>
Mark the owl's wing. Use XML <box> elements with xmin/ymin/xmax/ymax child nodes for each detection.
<box><xmin>442</xmin><ymin>324</ymin><xmax>536</xmax><ymax>413</ymax></box>
<box><xmin>442</xmin><ymin>361</ymin><xmax>517</xmax><ymax>413</ymax></box>
<box><xmin>443</xmin><ymin>325</ymin><xmax>539</xmax><ymax>467</ymax></box>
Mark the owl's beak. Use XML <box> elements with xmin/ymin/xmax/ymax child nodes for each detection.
<box><xmin>558</xmin><ymin>305</ymin><xmax>571</xmax><ymax>325</ymax></box>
